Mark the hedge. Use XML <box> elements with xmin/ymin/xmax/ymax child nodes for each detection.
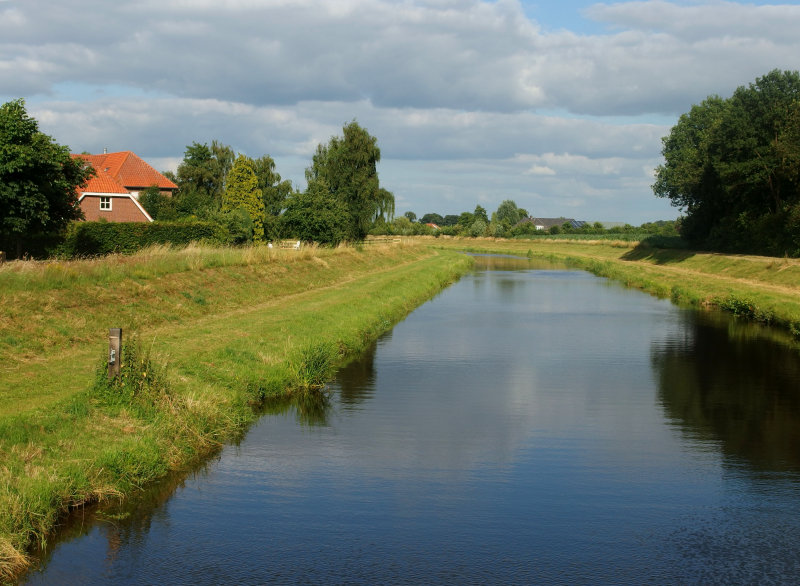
<box><xmin>59</xmin><ymin>220</ymin><xmax>229</xmax><ymax>257</ymax></box>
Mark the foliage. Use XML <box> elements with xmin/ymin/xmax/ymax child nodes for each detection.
<box><xmin>213</xmin><ymin>207</ymin><xmax>253</xmax><ymax>245</ymax></box>
<box><xmin>138</xmin><ymin>185</ymin><xmax>171</xmax><ymax>221</ymax></box>
<box><xmin>473</xmin><ymin>205</ymin><xmax>489</xmax><ymax>224</ymax></box>
<box><xmin>93</xmin><ymin>338</ymin><xmax>169</xmax><ymax>408</ymax></box>
<box><xmin>287</xmin><ymin>341</ymin><xmax>339</xmax><ymax>391</ymax></box>
<box><xmin>469</xmin><ymin>219</ymin><xmax>488</xmax><ymax>237</ymax></box>
<box><xmin>58</xmin><ymin>220</ymin><xmax>228</xmax><ymax>256</ymax></box>
<box><xmin>442</xmin><ymin>214</ymin><xmax>460</xmax><ymax>227</ymax></box>
<box><xmin>370</xmin><ymin>215</ymin><xmax>437</xmax><ymax>236</ymax></box>
<box><xmin>404</xmin><ymin>211</ymin><xmax>417</xmax><ymax>222</ymax></box>
<box><xmin>0</xmin><ymin>99</ymin><xmax>94</xmax><ymax>258</ymax></box>
<box><xmin>175</xmin><ymin>140</ymin><xmax>234</xmax><ymax>209</ymax></box>
<box><xmin>494</xmin><ymin>199</ymin><xmax>528</xmax><ymax>230</ymax></box>
<box><xmin>281</xmin><ymin>180</ymin><xmax>351</xmax><ymax>245</ymax></box>
<box><xmin>223</xmin><ymin>154</ymin><xmax>266</xmax><ymax>242</ymax></box>
<box><xmin>654</xmin><ymin>69</ymin><xmax>800</xmax><ymax>255</ymax></box>
<box><xmin>306</xmin><ymin>121</ymin><xmax>394</xmax><ymax>241</ymax></box>
<box><xmin>458</xmin><ymin>211</ymin><xmax>474</xmax><ymax>228</ymax></box>
<box><xmin>251</xmin><ymin>154</ymin><xmax>292</xmax><ymax>241</ymax></box>
<box><xmin>420</xmin><ymin>212</ymin><xmax>444</xmax><ymax>225</ymax></box>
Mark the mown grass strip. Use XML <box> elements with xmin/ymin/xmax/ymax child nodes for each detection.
<box><xmin>0</xmin><ymin>244</ymin><xmax>472</xmax><ymax>583</ymax></box>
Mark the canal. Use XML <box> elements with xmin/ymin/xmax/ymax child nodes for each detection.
<box><xmin>24</xmin><ymin>256</ymin><xmax>800</xmax><ymax>584</ymax></box>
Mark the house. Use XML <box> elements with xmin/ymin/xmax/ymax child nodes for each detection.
<box><xmin>72</xmin><ymin>151</ymin><xmax>178</xmax><ymax>223</ymax></box>
<box><xmin>518</xmin><ymin>217</ymin><xmax>587</xmax><ymax>231</ymax></box>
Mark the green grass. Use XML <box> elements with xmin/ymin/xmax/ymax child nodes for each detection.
<box><xmin>0</xmin><ymin>242</ymin><xmax>473</xmax><ymax>582</ymax></box>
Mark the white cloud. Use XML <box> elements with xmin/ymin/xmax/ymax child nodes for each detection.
<box><xmin>4</xmin><ymin>0</ymin><xmax>798</xmax><ymax>223</ymax></box>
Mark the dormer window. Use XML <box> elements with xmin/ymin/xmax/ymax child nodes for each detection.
<box><xmin>100</xmin><ymin>197</ymin><xmax>112</xmax><ymax>211</ymax></box>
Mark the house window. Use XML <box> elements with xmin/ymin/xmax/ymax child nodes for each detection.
<box><xmin>100</xmin><ymin>197</ymin><xmax>112</xmax><ymax>211</ymax></box>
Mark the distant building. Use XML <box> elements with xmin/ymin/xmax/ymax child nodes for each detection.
<box><xmin>72</xmin><ymin>151</ymin><xmax>178</xmax><ymax>223</ymax></box>
<box><xmin>517</xmin><ymin>217</ymin><xmax>587</xmax><ymax>230</ymax></box>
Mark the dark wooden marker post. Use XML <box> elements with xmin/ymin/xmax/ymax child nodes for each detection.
<box><xmin>108</xmin><ymin>328</ymin><xmax>122</xmax><ymax>379</ymax></box>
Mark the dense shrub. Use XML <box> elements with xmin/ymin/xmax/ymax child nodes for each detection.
<box><xmin>59</xmin><ymin>220</ymin><xmax>229</xmax><ymax>256</ymax></box>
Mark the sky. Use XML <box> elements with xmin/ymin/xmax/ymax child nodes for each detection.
<box><xmin>3</xmin><ymin>0</ymin><xmax>800</xmax><ymax>224</ymax></box>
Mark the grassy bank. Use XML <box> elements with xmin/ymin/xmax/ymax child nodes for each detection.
<box><xmin>0</xmin><ymin>242</ymin><xmax>473</xmax><ymax>582</ymax></box>
<box><xmin>432</xmin><ymin>237</ymin><xmax>800</xmax><ymax>343</ymax></box>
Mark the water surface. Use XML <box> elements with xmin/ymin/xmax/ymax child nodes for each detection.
<box><xmin>25</xmin><ymin>256</ymin><xmax>800</xmax><ymax>584</ymax></box>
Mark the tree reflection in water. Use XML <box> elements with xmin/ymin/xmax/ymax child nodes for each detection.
<box><xmin>653</xmin><ymin>310</ymin><xmax>800</xmax><ymax>472</ymax></box>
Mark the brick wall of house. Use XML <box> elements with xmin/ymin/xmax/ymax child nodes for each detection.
<box><xmin>80</xmin><ymin>195</ymin><xmax>150</xmax><ymax>222</ymax></box>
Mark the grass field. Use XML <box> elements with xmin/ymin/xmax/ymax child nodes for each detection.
<box><xmin>0</xmin><ymin>242</ymin><xmax>473</xmax><ymax>582</ymax></box>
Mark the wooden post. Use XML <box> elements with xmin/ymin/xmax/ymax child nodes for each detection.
<box><xmin>0</xmin><ymin>251</ymin><xmax>6</xmax><ymax>264</ymax></box>
<box><xmin>108</xmin><ymin>328</ymin><xmax>122</xmax><ymax>379</ymax></box>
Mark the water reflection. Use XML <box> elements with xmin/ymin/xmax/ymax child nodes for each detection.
<box><xmin>336</xmin><ymin>338</ymin><xmax>380</xmax><ymax>408</ymax></box>
<box><xmin>469</xmin><ymin>253</ymin><xmax>565</xmax><ymax>272</ymax></box>
<box><xmin>653</xmin><ymin>311</ymin><xmax>800</xmax><ymax>472</ymax></box>
<box><xmin>260</xmin><ymin>388</ymin><xmax>332</xmax><ymax>427</ymax></box>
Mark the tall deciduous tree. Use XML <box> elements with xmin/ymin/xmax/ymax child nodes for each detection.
<box><xmin>306</xmin><ymin>121</ymin><xmax>394</xmax><ymax>241</ymax></box>
<box><xmin>654</xmin><ymin>69</ymin><xmax>800</xmax><ymax>254</ymax></box>
<box><xmin>175</xmin><ymin>140</ymin><xmax>235</xmax><ymax>214</ymax></box>
<box><xmin>0</xmin><ymin>99</ymin><xmax>93</xmax><ymax>257</ymax></box>
<box><xmin>223</xmin><ymin>154</ymin><xmax>266</xmax><ymax>242</ymax></box>
<box><xmin>420</xmin><ymin>213</ymin><xmax>444</xmax><ymax>225</ymax></box>
<box><xmin>281</xmin><ymin>179</ymin><xmax>350</xmax><ymax>245</ymax></box>
<box><xmin>494</xmin><ymin>200</ymin><xmax>527</xmax><ymax>229</ymax></box>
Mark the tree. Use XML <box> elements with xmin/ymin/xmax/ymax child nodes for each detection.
<box><xmin>654</xmin><ymin>69</ymin><xmax>800</xmax><ymax>254</ymax></box>
<box><xmin>495</xmin><ymin>200</ymin><xmax>527</xmax><ymax>230</ymax></box>
<box><xmin>250</xmin><ymin>154</ymin><xmax>292</xmax><ymax>241</ymax></box>
<box><xmin>175</xmin><ymin>140</ymin><xmax>235</xmax><ymax>214</ymax></box>
<box><xmin>473</xmin><ymin>205</ymin><xmax>489</xmax><ymax>224</ymax></box>
<box><xmin>420</xmin><ymin>212</ymin><xmax>444</xmax><ymax>225</ymax></box>
<box><xmin>139</xmin><ymin>185</ymin><xmax>170</xmax><ymax>220</ymax></box>
<box><xmin>404</xmin><ymin>211</ymin><xmax>417</xmax><ymax>222</ymax></box>
<box><xmin>0</xmin><ymin>99</ymin><xmax>93</xmax><ymax>257</ymax></box>
<box><xmin>223</xmin><ymin>154</ymin><xmax>266</xmax><ymax>242</ymax></box>
<box><xmin>281</xmin><ymin>179</ymin><xmax>350</xmax><ymax>245</ymax></box>
<box><xmin>469</xmin><ymin>218</ymin><xmax>488</xmax><ymax>237</ymax></box>
<box><xmin>443</xmin><ymin>214</ymin><xmax>460</xmax><ymax>227</ymax></box>
<box><xmin>306</xmin><ymin>121</ymin><xmax>394</xmax><ymax>241</ymax></box>
<box><xmin>458</xmin><ymin>211</ymin><xmax>474</xmax><ymax>228</ymax></box>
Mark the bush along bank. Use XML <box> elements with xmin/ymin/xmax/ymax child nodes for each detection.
<box><xmin>0</xmin><ymin>248</ymin><xmax>473</xmax><ymax>583</ymax></box>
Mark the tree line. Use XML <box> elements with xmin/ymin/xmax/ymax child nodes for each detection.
<box><xmin>378</xmin><ymin>202</ymin><xmax>677</xmax><ymax>239</ymax></box>
<box><xmin>0</xmin><ymin>99</ymin><xmax>393</xmax><ymax>256</ymax></box>
<box><xmin>141</xmin><ymin>120</ymin><xmax>392</xmax><ymax>246</ymax></box>
<box><xmin>654</xmin><ymin>69</ymin><xmax>800</xmax><ymax>256</ymax></box>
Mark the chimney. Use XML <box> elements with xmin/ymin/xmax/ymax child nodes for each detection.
<box><xmin>103</xmin><ymin>147</ymin><xmax>107</xmax><ymax>154</ymax></box>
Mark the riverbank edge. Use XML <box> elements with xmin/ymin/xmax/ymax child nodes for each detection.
<box><xmin>435</xmin><ymin>238</ymin><xmax>800</xmax><ymax>346</ymax></box>
<box><xmin>1</xmin><ymin>248</ymin><xmax>474</xmax><ymax>584</ymax></box>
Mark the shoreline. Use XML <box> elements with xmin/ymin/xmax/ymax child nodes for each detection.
<box><xmin>0</xmin><ymin>243</ymin><xmax>473</xmax><ymax>583</ymax></box>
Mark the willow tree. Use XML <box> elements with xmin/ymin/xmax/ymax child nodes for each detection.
<box><xmin>223</xmin><ymin>154</ymin><xmax>265</xmax><ymax>242</ymax></box>
<box><xmin>306</xmin><ymin>121</ymin><xmax>394</xmax><ymax>241</ymax></box>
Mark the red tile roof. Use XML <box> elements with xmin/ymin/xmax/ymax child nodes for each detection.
<box><xmin>81</xmin><ymin>170</ymin><xmax>131</xmax><ymax>194</ymax></box>
<box><xmin>73</xmin><ymin>151</ymin><xmax>178</xmax><ymax>192</ymax></box>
